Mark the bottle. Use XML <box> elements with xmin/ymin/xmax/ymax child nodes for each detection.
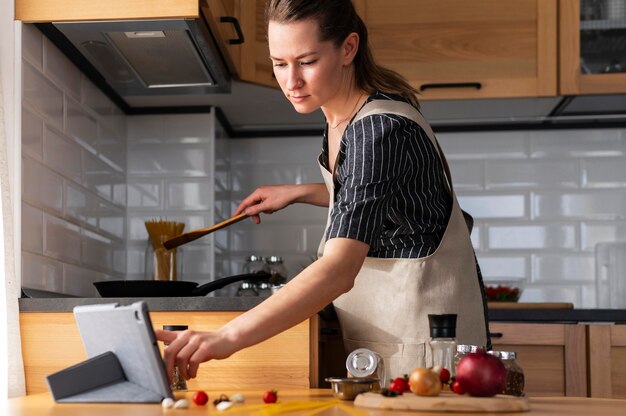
<box><xmin>238</xmin><ymin>255</ymin><xmax>269</xmax><ymax>296</ymax></box>
<box><xmin>162</xmin><ymin>325</ymin><xmax>189</xmax><ymax>391</ymax></box>
<box><xmin>265</xmin><ymin>256</ymin><xmax>288</xmax><ymax>285</ymax></box>
<box><xmin>488</xmin><ymin>350</ymin><xmax>525</xmax><ymax>396</ymax></box>
<box><xmin>428</xmin><ymin>314</ymin><xmax>458</xmax><ymax>376</ymax></box>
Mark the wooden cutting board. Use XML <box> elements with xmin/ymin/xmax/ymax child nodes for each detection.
<box><xmin>354</xmin><ymin>392</ymin><xmax>530</xmax><ymax>413</ymax></box>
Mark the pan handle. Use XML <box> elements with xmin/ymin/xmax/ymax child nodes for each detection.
<box><xmin>192</xmin><ymin>271</ymin><xmax>272</xmax><ymax>296</ymax></box>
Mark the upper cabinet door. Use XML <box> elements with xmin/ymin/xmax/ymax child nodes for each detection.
<box><xmin>15</xmin><ymin>0</ymin><xmax>198</xmax><ymax>22</ymax></box>
<box><xmin>353</xmin><ymin>0</ymin><xmax>557</xmax><ymax>100</ymax></box>
<box><xmin>560</xmin><ymin>0</ymin><xmax>626</xmax><ymax>95</ymax></box>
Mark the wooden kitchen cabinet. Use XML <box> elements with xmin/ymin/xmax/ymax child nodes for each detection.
<box><xmin>489</xmin><ymin>322</ymin><xmax>587</xmax><ymax>397</ymax></box>
<box><xmin>352</xmin><ymin>0</ymin><xmax>558</xmax><ymax>100</ymax></box>
<box><xmin>20</xmin><ymin>311</ymin><xmax>317</xmax><ymax>395</ymax></box>
<box><xmin>15</xmin><ymin>0</ymin><xmax>199</xmax><ymax>22</ymax></box>
<box><xmin>588</xmin><ymin>324</ymin><xmax>626</xmax><ymax>399</ymax></box>
<box><xmin>560</xmin><ymin>0</ymin><xmax>626</xmax><ymax>95</ymax></box>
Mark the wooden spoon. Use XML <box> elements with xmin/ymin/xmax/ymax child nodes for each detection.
<box><xmin>163</xmin><ymin>213</ymin><xmax>248</xmax><ymax>250</ymax></box>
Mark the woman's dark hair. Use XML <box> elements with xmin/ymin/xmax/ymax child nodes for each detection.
<box><xmin>265</xmin><ymin>0</ymin><xmax>420</xmax><ymax>108</ymax></box>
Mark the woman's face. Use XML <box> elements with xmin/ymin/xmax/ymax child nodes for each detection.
<box><xmin>268</xmin><ymin>19</ymin><xmax>352</xmax><ymax>114</ymax></box>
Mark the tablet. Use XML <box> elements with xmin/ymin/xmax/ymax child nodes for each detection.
<box><xmin>48</xmin><ymin>301</ymin><xmax>173</xmax><ymax>403</ymax></box>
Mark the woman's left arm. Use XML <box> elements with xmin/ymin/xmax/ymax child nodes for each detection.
<box><xmin>157</xmin><ymin>237</ymin><xmax>369</xmax><ymax>380</ymax></box>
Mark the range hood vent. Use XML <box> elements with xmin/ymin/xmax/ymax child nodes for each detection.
<box><xmin>37</xmin><ymin>17</ymin><xmax>231</xmax><ymax>99</ymax></box>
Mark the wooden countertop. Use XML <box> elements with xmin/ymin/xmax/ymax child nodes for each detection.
<box><xmin>8</xmin><ymin>390</ymin><xmax>626</xmax><ymax>416</ymax></box>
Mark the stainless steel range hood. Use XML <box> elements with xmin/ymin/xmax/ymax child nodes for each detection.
<box><xmin>41</xmin><ymin>17</ymin><xmax>231</xmax><ymax>96</ymax></box>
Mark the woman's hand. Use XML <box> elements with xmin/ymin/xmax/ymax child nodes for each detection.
<box><xmin>234</xmin><ymin>184</ymin><xmax>329</xmax><ymax>224</ymax></box>
<box><xmin>155</xmin><ymin>328</ymin><xmax>235</xmax><ymax>381</ymax></box>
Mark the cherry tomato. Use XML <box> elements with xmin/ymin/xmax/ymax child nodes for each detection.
<box><xmin>439</xmin><ymin>368</ymin><xmax>451</xmax><ymax>384</ymax></box>
<box><xmin>192</xmin><ymin>391</ymin><xmax>209</xmax><ymax>406</ymax></box>
<box><xmin>263</xmin><ymin>390</ymin><xmax>278</xmax><ymax>404</ymax></box>
<box><xmin>388</xmin><ymin>376</ymin><xmax>410</xmax><ymax>394</ymax></box>
<box><xmin>451</xmin><ymin>380</ymin><xmax>465</xmax><ymax>395</ymax></box>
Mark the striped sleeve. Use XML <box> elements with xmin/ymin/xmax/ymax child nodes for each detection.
<box><xmin>326</xmin><ymin>114</ymin><xmax>406</xmax><ymax>247</ymax></box>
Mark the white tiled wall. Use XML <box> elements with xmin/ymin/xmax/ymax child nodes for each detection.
<box><xmin>126</xmin><ymin>113</ymin><xmax>215</xmax><ymax>284</ymax></box>
<box><xmin>225</xmin><ymin>128</ymin><xmax>626</xmax><ymax>308</ymax></box>
<box><xmin>21</xmin><ymin>24</ymin><xmax>126</xmax><ymax>296</ymax></box>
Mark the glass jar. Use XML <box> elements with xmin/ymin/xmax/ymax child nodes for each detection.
<box><xmin>488</xmin><ymin>350</ymin><xmax>525</xmax><ymax>396</ymax></box>
<box><xmin>162</xmin><ymin>325</ymin><xmax>188</xmax><ymax>391</ymax></box>
<box><xmin>145</xmin><ymin>237</ymin><xmax>183</xmax><ymax>281</ymax></box>
<box><xmin>265</xmin><ymin>255</ymin><xmax>288</xmax><ymax>285</ymax></box>
<box><xmin>237</xmin><ymin>255</ymin><xmax>269</xmax><ymax>296</ymax></box>
<box><xmin>454</xmin><ymin>344</ymin><xmax>484</xmax><ymax>369</ymax></box>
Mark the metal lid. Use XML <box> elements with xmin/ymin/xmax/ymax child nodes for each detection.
<box><xmin>457</xmin><ymin>344</ymin><xmax>484</xmax><ymax>354</ymax></box>
<box><xmin>265</xmin><ymin>255</ymin><xmax>283</xmax><ymax>264</ymax></box>
<box><xmin>245</xmin><ymin>255</ymin><xmax>264</xmax><ymax>262</ymax></box>
<box><xmin>346</xmin><ymin>348</ymin><xmax>379</xmax><ymax>377</ymax></box>
<box><xmin>488</xmin><ymin>350</ymin><xmax>517</xmax><ymax>360</ymax></box>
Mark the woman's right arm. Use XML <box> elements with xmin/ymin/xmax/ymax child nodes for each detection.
<box><xmin>234</xmin><ymin>183</ymin><xmax>329</xmax><ymax>223</ymax></box>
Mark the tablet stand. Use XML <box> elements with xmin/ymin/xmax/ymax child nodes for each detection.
<box><xmin>46</xmin><ymin>351</ymin><xmax>165</xmax><ymax>403</ymax></box>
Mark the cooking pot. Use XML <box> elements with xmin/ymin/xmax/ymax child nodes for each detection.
<box><xmin>93</xmin><ymin>271</ymin><xmax>271</xmax><ymax>297</ymax></box>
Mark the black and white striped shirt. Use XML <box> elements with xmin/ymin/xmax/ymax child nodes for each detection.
<box><xmin>319</xmin><ymin>92</ymin><xmax>452</xmax><ymax>258</ymax></box>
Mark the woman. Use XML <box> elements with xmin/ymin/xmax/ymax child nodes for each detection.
<box><xmin>157</xmin><ymin>0</ymin><xmax>489</xmax><ymax>382</ymax></box>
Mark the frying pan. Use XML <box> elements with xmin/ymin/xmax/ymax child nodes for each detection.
<box><xmin>93</xmin><ymin>271</ymin><xmax>271</xmax><ymax>297</ymax></box>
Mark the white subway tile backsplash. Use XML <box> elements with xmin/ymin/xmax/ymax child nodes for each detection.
<box><xmin>231</xmin><ymin>224</ymin><xmax>307</xmax><ymax>253</ymax></box>
<box><xmin>438</xmin><ymin>131</ymin><xmax>530</xmax><ymax>160</ymax></box>
<box><xmin>486</xmin><ymin>160</ymin><xmax>579</xmax><ymax>189</ymax></box>
<box><xmin>457</xmin><ymin>194</ymin><xmax>526</xmax><ymax>219</ymax></box>
<box><xmin>66</xmin><ymin>98</ymin><xmax>98</xmax><ymax>152</ymax></box>
<box><xmin>65</xmin><ymin>183</ymin><xmax>98</xmax><ymax>226</ymax></box>
<box><xmin>230</xmin><ymin>137</ymin><xmax>321</xmax><ymax>165</ymax></box>
<box><xmin>167</xmin><ymin>179</ymin><xmax>213</xmax><ymax>210</ymax></box>
<box><xmin>99</xmin><ymin>202</ymin><xmax>125</xmax><ymax>239</ymax></box>
<box><xmin>582</xmin><ymin>157</ymin><xmax>626</xmax><ymax>188</ymax></box>
<box><xmin>519</xmin><ymin>285</ymin><xmax>582</xmax><ymax>305</ymax></box>
<box><xmin>580</xmin><ymin>221</ymin><xmax>626</xmax><ymax>251</ymax></box>
<box><xmin>81</xmin><ymin>229</ymin><xmax>112</xmax><ymax>271</ymax></box>
<box><xmin>83</xmin><ymin>152</ymin><xmax>113</xmax><ymax>200</ymax></box>
<box><xmin>98</xmin><ymin>125</ymin><xmax>126</xmax><ymax>172</ymax></box>
<box><xmin>127</xmin><ymin>144</ymin><xmax>212</xmax><ymax>177</ymax></box>
<box><xmin>126</xmin><ymin>246</ymin><xmax>146</xmax><ymax>276</ymax></box>
<box><xmin>22</xmin><ymin>156</ymin><xmax>64</xmax><ymax>214</ymax></box>
<box><xmin>449</xmin><ymin>161</ymin><xmax>484</xmax><ymax>190</ymax></box>
<box><xmin>127</xmin><ymin>114</ymin><xmax>212</xmax><ymax>143</ymax></box>
<box><xmin>127</xmin><ymin>181</ymin><xmax>162</xmax><ymax>209</ymax></box>
<box><xmin>179</xmin><ymin>245</ymin><xmax>213</xmax><ymax>275</ymax></box>
<box><xmin>43</xmin><ymin>37</ymin><xmax>81</xmax><ymax>101</ymax></box>
<box><xmin>476</xmin><ymin>255</ymin><xmax>527</xmax><ymax>279</ymax></box>
<box><xmin>530</xmin><ymin>129</ymin><xmax>624</xmax><ymax>158</ymax></box>
<box><xmin>22</xmin><ymin>203</ymin><xmax>44</xmax><ymax>254</ymax></box>
<box><xmin>22</xmin><ymin>25</ymin><xmax>43</xmax><ymax>69</ymax></box>
<box><xmin>232</xmin><ymin>164</ymin><xmax>306</xmax><ymax>192</ymax></box>
<box><xmin>112</xmin><ymin>242</ymin><xmax>127</xmax><ymax>275</ymax></box>
<box><xmin>22</xmin><ymin>252</ymin><xmax>64</xmax><ymax>292</ymax></box>
<box><xmin>63</xmin><ymin>263</ymin><xmax>104</xmax><ymax>296</ymax></box>
<box><xmin>487</xmin><ymin>224</ymin><xmax>577</xmax><ymax>250</ymax></box>
<box><xmin>22</xmin><ymin>107</ymin><xmax>43</xmax><ymax>158</ymax></box>
<box><xmin>44</xmin><ymin>214</ymin><xmax>81</xmax><ymax>263</ymax></box>
<box><xmin>533</xmin><ymin>190</ymin><xmax>626</xmax><ymax>220</ymax></box>
<box><xmin>532</xmin><ymin>253</ymin><xmax>595</xmax><ymax>283</ymax></box>
<box><xmin>22</xmin><ymin>61</ymin><xmax>64</xmax><ymax>129</ymax></box>
<box><xmin>82</xmin><ymin>77</ymin><xmax>112</xmax><ymax>119</ymax></box>
<box><xmin>44</xmin><ymin>126</ymin><xmax>82</xmax><ymax>183</ymax></box>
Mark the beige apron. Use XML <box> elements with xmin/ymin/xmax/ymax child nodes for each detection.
<box><xmin>317</xmin><ymin>100</ymin><xmax>488</xmax><ymax>380</ymax></box>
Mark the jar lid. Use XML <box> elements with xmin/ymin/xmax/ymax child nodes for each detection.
<box><xmin>163</xmin><ymin>325</ymin><xmax>188</xmax><ymax>331</ymax></box>
<box><xmin>428</xmin><ymin>314</ymin><xmax>457</xmax><ymax>338</ymax></box>
<box><xmin>457</xmin><ymin>344</ymin><xmax>484</xmax><ymax>354</ymax></box>
<box><xmin>246</xmin><ymin>255</ymin><xmax>264</xmax><ymax>262</ymax></box>
<box><xmin>488</xmin><ymin>350</ymin><xmax>517</xmax><ymax>360</ymax></box>
<box><xmin>265</xmin><ymin>255</ymin><xmax>283</xmax><ymax>264</ymax></box>
<box><xmin>346</xmin><ymin>348</ymin><xmax>379</xmax><ymax>377</ymax></box>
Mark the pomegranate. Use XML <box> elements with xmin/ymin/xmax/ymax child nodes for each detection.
<box><xmin>456</xmin><ymin>351</ymin><xmax>506</xmax><ymax>397</ymax></box>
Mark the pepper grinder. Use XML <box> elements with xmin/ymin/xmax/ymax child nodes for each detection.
<box><xmin>428</xmin><ymin>314</ymin><xmax>458</xmax><ymax>377</ymax></box>
<box><xmin>163</xmin><ymin>325</ymin><xmax>188</xmax><ymax>391</ymax></box>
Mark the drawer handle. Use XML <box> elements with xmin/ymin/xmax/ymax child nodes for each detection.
<box><xmin>420</xmin><ymin>82</ymin><xmax>482</xmax><ymax>91</ymax></box>
<box><xmin>489</xmin><ymin>332</ymin><xmax>503</xmax><ymax>339</ymax></box>
<box><xmin>220</xmin><ymin>16</ymin><xmax>245</xmax><ymax>45</ymax></box>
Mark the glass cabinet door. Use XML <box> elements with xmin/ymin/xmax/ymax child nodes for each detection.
<box><xmin>560</xmin><ymin>0</ymin><xmax>626</xmax><ymax>94</ymax></box>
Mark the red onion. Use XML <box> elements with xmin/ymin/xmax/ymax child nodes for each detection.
<box><xmin>456</xmin><ymin>351</ymin><xmax>507</xmax><ymax>397</ymax></box>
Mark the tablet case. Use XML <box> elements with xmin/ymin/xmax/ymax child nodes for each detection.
<box><xmin>46</xmin><ymin>301</ymin><xmax>173</xmax><ymax>403</ymax></box>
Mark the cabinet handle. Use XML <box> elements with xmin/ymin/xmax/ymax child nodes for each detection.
<box><xmin>219</xmin><ymin>16</ymin><xmax>245</xmax><ymax>45</ymax></box>
<box><xmin>489</xmin><ymin>332</ymin><xmax>503</xmax><ymax>339</ymax></box>
<box><xmin>419</xmin><ymin>82</ymin><xmax>482</xmax><ymax>92</ymax></box>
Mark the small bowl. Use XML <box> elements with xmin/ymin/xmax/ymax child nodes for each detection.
<box><xmin>485</xmin><ymin>279</ymin><xmax>526</xmax><ymax>302</ymax></box>
<box><xmin>325</xmin><ymin>377</ymin><xmax>379</xmax><ymax>400</ymax></box>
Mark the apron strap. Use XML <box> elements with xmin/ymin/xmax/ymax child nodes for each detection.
<box><xmin>351</xmin><ymin>100</ymin><xmax>455</xmax><ymax>195</ymax></box>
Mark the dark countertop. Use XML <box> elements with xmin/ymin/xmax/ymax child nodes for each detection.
<box><xmin>18</xmin><ymin>297</ymin><xmax>626</xmax><ymax>323</ymax></box>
